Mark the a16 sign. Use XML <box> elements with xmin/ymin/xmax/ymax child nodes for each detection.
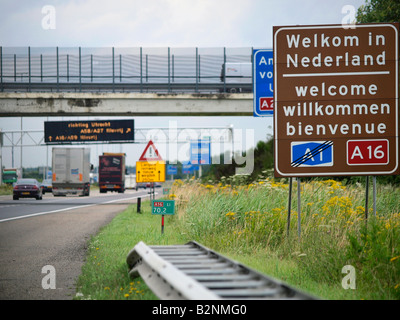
<box><xmin>347</xmin><ymin>140</ymin><xmax>389</xmax><ymax>165</ymax></box>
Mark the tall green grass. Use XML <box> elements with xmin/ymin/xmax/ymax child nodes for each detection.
<box><xmin>0</xmin><ymin>184</ymin><xmax>13</xmax><ymax>195</ymax></box>
<box><xmin>76</xmin><ymin>177</ymin><xmax>399</xmax><ymax>300</ymax></box>
<box><xmin>170</xmin><ymin>177</ymin><xmax>400</xmax><ymax>300</ymax></box>
<box><xmin>74</xmin><ymin>203</ymin><xmax>185</xmax><ymax>300</ymax></box>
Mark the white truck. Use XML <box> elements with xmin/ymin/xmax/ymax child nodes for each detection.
<box><xmin>220</xmin><ymin>62</ymin><xmax>252</xmax><ymax>93</ymax></box>
<box><xmin>124</xmin><ymin>174</ymin><xmax>137</xmax><ymax>190</ymax></box>
<box><xmin>52</xmin><ymin>147</ymin><xmax>92</xmax><ymax>196</ymax></box>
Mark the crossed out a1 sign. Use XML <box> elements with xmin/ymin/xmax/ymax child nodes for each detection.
<box><xmin>274</xmin><ymin>23</ymin><xmax>399</xmax><ymax>177</ymax></box>
<box><xmin>253</xmin><ymin>49</ymin><xmax>274</xmax><ymax>117</ymax></box>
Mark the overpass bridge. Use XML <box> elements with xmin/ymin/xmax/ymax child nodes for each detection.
<box><xmin>0</xmin><ymin>47</ymin><xmax>254</xmax><ymax>116</ymax></box>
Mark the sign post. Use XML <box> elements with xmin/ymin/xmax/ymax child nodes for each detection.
<box><xmin>274</xmin><ymin>23</ymin><xmax>399</xmax><ymax>236</ymax></box>
<box><xmin>136</xmin><ymin>140</ymin><xmax>166</xmax><ymax>206</ymax></box>
<box><xmin>136</xmin><ymin>140</ymin><xmax>166</xmax><ymax>183</ymax></box>
<box><xmin>167</xmin><ymin>165</ymin><xmax>177</xmax><ymax>180</ymax></box>
<box><xmin>152</xmin><ymin>200</ymin><xmax>175</xmax><ymax>234</ymax></box>
<box><xmin>190</xmin><ymin>139</ymin><xmax>211</xmax><ymax>178</ymax></box>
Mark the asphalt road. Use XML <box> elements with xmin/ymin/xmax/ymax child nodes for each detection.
<box><xmin>0</xmin><ymin>188</ymin><xmax>154</xmax><ymax>300</ymax></box>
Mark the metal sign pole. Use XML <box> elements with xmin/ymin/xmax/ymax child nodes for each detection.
<box><xmin>297</xmin><ymin>178</ymin><xmax>301</xmax><ymax>241</ymax></box>
<box><xmin>365</xmin><ymin>176</ymin><xmax>369</xmax><ymax>221</ymax></box>
<box><xmin>373</xmin><ymin>176</ymin><xmax>377</xmax><ymax>217</ymax></box>
<box><xmin>137</xmin><ymin>197</ymin><xmax>141</xmax><ymax>213</ymax></box>
<box><xmin>286</xmin><ymin>178</ymin><xmax>293</xmax><ymax>237</ymax></box>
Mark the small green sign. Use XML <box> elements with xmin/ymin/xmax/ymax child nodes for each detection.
<box><xmin>152</xmin><ymin>200</ymin><xmax>175</xmax><ymax>215</ymax></box>
<box><xmin>163</xmin><ymin>187</ymin><xmax>170</xmax><ymax>195</ymax></box>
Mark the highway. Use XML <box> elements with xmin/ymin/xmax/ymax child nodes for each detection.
<box><xmin>0</xmin><ymin>188</ymin><xmax>156</xmax><ymax>300</ymax></box>
<box><xmin>0</xmin><ymin>188</ymin><xmax>152</xmax><ymax>223</ymax></box>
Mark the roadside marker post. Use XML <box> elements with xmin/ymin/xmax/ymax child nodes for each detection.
<box><xmin>137</xmin><ymin>197</ymin><xmax>141</xmax><ymax>214</ymax></box>
<box><xmin>152</xmin><ymin>200</ymin><xmax>175</xmax><ymax>234</ymax></box>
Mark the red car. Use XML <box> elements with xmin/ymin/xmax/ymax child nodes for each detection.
<box><xmin>13</xmin><ymin>179</ymin><xmax>43</xmax><ymax>200</ymax></box>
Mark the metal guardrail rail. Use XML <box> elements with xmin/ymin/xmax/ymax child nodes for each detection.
<box><xmin>126</xmin><ymin>241</ymin><xmax>316</xmax><ymax>300</ymax></box>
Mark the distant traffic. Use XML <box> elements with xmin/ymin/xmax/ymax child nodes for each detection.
<box><xmin>3</xmin><ymin>146</ymin><xmax>165</xmax><ymax>200</ymax></box>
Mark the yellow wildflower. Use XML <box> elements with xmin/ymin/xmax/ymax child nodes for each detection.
<box><xmin>390</xmin><ymin>256</ymin><xmax>400</xmax><ymax>262</ymax></box>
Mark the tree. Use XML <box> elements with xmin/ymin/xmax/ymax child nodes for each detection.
<box><xmin>355</xmin><ymin>0</ymin><xmax>400</xmax><ymax>187</ymax></box>
<box><xmin>356</xmin><ymin>0</ymin><xmax>400</xmax><ymax>23</ymax></box>
<box><xmin>202</xmin><ymin>138</ymin><xmax>274</xmax><ymax>182</ymax></box>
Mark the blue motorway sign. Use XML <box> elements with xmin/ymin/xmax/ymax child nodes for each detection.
<box><xmin>182</xmin><ymin>163</ymin><xmax>193</xmax><ymax>174</ymax></box>
<box><xmin>253</xmin><ymin>49</ymin><xmax>274</xmax><ymax>117</ymax></box>
<box><xmin>167</xmin><ymin>165</ymin><xmax>177</xmax><ymax>175</ymax></box>
<box><xmin>182</xmin><ymin>162</ymin><xmax>199</xmax><ymax>174</ymax></box>
<box><xmin>291</xmin><ymin>141</ymin><xmax>334</xmax><ymax>167</ymax></box>
<box><xmin>190</xmin><ymin>140</ymin><xmax>211</xmax><ymax>165</ymax></box>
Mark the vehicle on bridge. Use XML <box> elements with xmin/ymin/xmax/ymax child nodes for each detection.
<box><xmin>13</xmin><ymin>178</ymin><xmax>43</xmax><ymax>200</ymax></box>
<box><xmin>220</xmin><ymin>62</ymin><xmax>252</xmax><ymax>93</ymax></box>
<box><xmin>52</xmin><ymin>147</ymin><xmax>92</xmax><ymax>196</ymax></box>
<box><xmin>99</xmin><ymin>153</ymin><xmax>126</xmax><ymax>193</ymax></box>
<box><xmin>0</xmin><ymin>46</ymin><xmax>253</xmax><ymax>94</ymax></box>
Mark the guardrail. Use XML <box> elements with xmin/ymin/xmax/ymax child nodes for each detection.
<box><xmin>126</xmin><ymin>241</ymin><xmax>316</xmax><ymax>300</ymax></box>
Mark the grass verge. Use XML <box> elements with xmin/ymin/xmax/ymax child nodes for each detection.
<box><xmin>75</xmin><ymin>177</ymin><xmax>400</xmax><ymax>300</ymax></box>
<box><xmin>74</xmin><ymin>202</ymin><xmax>185</xmax><ymax>300</ymax></box>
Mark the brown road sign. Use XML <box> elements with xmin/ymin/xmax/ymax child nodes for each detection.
<box><xmin>273</xmin><ymin>23</ymin><xmax>399</xmax><ymax>177</ymax></box>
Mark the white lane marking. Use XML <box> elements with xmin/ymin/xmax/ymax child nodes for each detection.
<box><xmin>0</xmin><ymin>193</ymin><xmax>156</xmax><ymax>223</ymax></box>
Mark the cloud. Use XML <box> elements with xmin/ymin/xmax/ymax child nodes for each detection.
<box><xmin>53</xmin><ymin>0</ymin><xmax>253</xmax><ymax>47</ymax></box>
<box><xmin>0</xmin><ymin>0</ymin><xmax>368</xmax><ymax>48</ymax></box>
<box><xmin>0</xmin><ymin>0</ymin><xmax>255</xmax><ymax>47</ymax></box>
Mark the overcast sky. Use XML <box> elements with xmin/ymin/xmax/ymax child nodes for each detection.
<box><xmin>0</xmin><ymin>0</ymin><xmax>367</xmax><ymax>170</ymax></box>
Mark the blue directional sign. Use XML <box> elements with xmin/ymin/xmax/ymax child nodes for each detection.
<box><xmin>190</xmin><ymin>140</ymin><xmax>211</xmax><ymax>165</ymax></box>
<box><xmin>253</xmin><ymin>49</ymin><xmax>274</xmax><ymax>117</ymax></box>
<box><xmin>167</xmin><ymin>165</ymin><xmax>177</xmax><ymax>175</ymax></box>
<box><xmin>182</xmin><ymin>163</ymin><xmax>193</xmax><ymax>174</ymax></box>
<box><xmin>291</xmin><ymin>141</ymin><xmax>334</xmax><ymax>167</ymax></box>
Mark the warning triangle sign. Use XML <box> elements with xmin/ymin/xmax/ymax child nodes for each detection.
<box><xmin>139</xmin><ymin>140</ymin><xmax>163</xmax><ymax>161</ymax></box>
